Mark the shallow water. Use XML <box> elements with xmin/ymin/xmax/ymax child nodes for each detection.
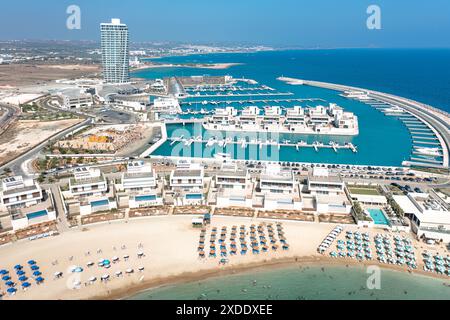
<box><xmin>129</xmin><ymin>265</ymin><xmax>450</xmax><ymax>300</ymax></box>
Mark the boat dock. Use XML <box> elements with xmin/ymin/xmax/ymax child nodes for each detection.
<box><xmin>167</xmin><ymin>137</ymin><xmax>358</xmax><ymax>153</ymax></box>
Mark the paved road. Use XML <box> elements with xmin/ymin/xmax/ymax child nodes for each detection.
<box><xmin>0</xmin><ymin>118</ymin><xmax>92</xmax><ymax>177</ymax></box>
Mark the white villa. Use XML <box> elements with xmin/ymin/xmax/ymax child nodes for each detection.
<box><xmin>307</xmin><ymin>168</ymin><xmax>352</xmax><ymax>214</ymax></box>
<box><xmin>0</xmin><ymin>176</ymin><xmax>56</xmax><ymax>231</ymax></box>
<box><xmin>214</xmin><ymin>163</ymin><xmax>254</xmax><ymax>208</ymax></box>
<box><xmin>254</xmin><ymin>164</ymin><xmax>302</xmax><ymax>211</ymax></box>
<box><xmin>115</xmin><ymin>161</ymin><xmax>163</xmax><ymax>209</ymax></box>
<box><xmin>168</xmin><ymin>161</ymin><xmax>206</xmax><ymax>206</ymax></box>
<box><xmin>63</xmin><ymin>167</ymin><xmax>116</xmax><ymax>216</ymax></box>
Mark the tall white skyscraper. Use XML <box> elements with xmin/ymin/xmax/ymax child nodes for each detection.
<box><xmin>100</xmin><ymin>19</ymin><xmax>130</xmax><ymax>84</ymax></box>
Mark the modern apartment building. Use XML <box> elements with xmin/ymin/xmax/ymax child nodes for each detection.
<box><xmin>100</xmin><ymin>19</ymin><xmax>130</xmax><ymax>84</ymax></box>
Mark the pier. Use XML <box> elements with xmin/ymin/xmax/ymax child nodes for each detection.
<box><xmin>167</xmin><ymin>137</ymin><xmax>358</xmax><ymax>153</ymax></box>
<box><xmin>283</xmin><ymin>77</ymin><xmax>449</xmax><ymax>168</ymax></box>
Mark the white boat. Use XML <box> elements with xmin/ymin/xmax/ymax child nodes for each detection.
<box><xmin>214</xmin><ymin>153</ymin><xmax>231</xmax><ymax>160</ymax></box>
<box><xmin>415</xmin><ymin>147</ymin><xmax>442</xmax><ymax>156</ymax></box>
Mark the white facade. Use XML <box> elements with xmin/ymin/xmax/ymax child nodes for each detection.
<box><xmin>307</xmin><ymin>168</ymin><xmax>351</xmax><ymax>214</ymax></box>
<box><xmin>169</xmin><ymin>161</ymin><xmax>205</xmax><ymax>205</ymax></box>
<box><xmin>257</xmin><ymin>165</ymin><xmax>302</xmax><ymax>211</ymax></box>
<box><xmin>59</xmin><ymin>90</ymin><xmax>93</xmax><ymax>109</ymax></box>
<box><xmin>69</xmin><ymin>167</ymin><xmax>108</xmax><ymax>197</ymax></box>
<box><xmin>395</xmin><ymin>193</ymin><xmax>450</xmax><ymax>242</ymax></box>
<box><xmin>215</xmin><ymin>163</ymin><xmax>253</xmax><ymax>208</ymax></box>
<box><xmin>153</xmin><ymin>97</ymin><xmax>180</xmax><ymax>114</ymax></box>
<box><xmin>0</xmin><ymin>176</ymin><xmax>43</xmax><ymax>211</ymax></box>
<box><xmin>115</xmin><ymin>161</ymin><xmax>163</xmax><ymax>208</ymax></box>
<box><xmin>101</xmin><ymin>19</ymin><xmax>130</xmax><ymax>84</ymax></box>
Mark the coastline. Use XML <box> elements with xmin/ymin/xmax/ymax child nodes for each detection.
<box><xmin>0</xmin><ymin>215</ymin><xmax>449</xmax><ymax>301</ymax></box>
<box><xmin>110</xmin><ymin>255</ymin><xmax>450</xmax><ymax>300</ymax></box>
<box><xmin>132</xmin><ymin>62</ymin><xmax>243</xmax><ymax>72</ymax></box>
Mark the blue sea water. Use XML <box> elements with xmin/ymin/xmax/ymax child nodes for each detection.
<box><xmin>133</xmin><ymin>49</ymin><xmax>450</xmax><ymax>167</ymax></box>
<box><xmin>129</xmin><ymin>265</ymin><xmax>450</xmax><ymax>300</ymax></box>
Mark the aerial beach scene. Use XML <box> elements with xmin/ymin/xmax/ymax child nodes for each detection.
<box><xmin>0</xmin><ymin>0</ymin><xmax>449</xmax><ymax>308</ymax></box>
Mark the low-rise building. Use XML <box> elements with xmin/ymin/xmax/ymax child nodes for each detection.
<box><xmin>115</xmin><ymin>161</ymin><xmax>163</xmax><ymax>209</ymax></box>
<box><xmin>255</xmin><ymin>164</ymin><xmax>302</xmax><ymax>211</ymax></box>
<box><xmin>394</xmin><ymin>191</ymin><xmax>450</xmax><ymax>242</ymax></box>
<box><xmin>307</xmin><ymin>168</ymin><xmax>351</xmax><ymax>214</ymax></box>
<box><xmin>63</xmin><ymin>167</ymin><xmax>116</xmax><ymax>216</ymax></box>
<box><xmin>169</xmin><ymin>161</ymin><xmax>206</xmax><ymax>206</ymax></box>
<box><xmin>215</xmin><ymin>163</ymin><xmax>254</xmax><ymax>208</ymax></box>
<box><xmin>58</xmin><ymin>89</ymin><xmax>93</xmax><ymax>109</ymax></box>
<box><xmin>0</xmin><ymin>176</ymin><xmax>56</xmax><ymax>231</ymax></box>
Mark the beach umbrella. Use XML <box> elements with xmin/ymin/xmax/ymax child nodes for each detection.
<box><xmin>126</xmin><ymin>268</ymin><xmax>134</xmax><ymax>274</ymax></box>
<box><xmin>31</xmin><ymin>265</ymin><xmax>39</xmax><ymax>271</ymax></box>
<box><xmin>74</xmin><ymin>267</ymin><xmax>83</xmax><ymax>273</ymax></box>
<box><xmin>5</xmin><ymin>280</ymin><xmax>14</xmax><ymax>287</ymax></box>
<box><xmin>19</xmin><ymin>276</ymin><xmax>28</xmax><ymax>282</ymax></box>
<box><xmin>7</xmin><ymin>287</ymin><xmax>17</xmax><ymax>294</ymax></box>
<box><xmin>103</xmin><ymin>260</ymin><xmax>111</xmax><ymax>266</ymax></box>
<box><xmin>22</xmin><ymin>282</ymin><xmax>31</xmax><ymax>288</ymax></box>
<box><xmin>0</xmin><ymin>269</ymin><xmax>9</xmax><ymax>275</ymax></box>
<box><xmin>115</xmin><ymin>271</ymin><xmax>122</xmax><ymax>277</ymax></box>
<box><xmin>35</xmin><ymin>277</ymin><xmax>44</xmax><ymax>283</ymax></box>
<box><xmin>2</xmin><ymin>275</ymin><xmax>11</xmax><ymax>281</ymax></box>
<box><xmin>101</xmin><ymin>274</ymin><xmax>109</xmax><ymax>281</ymax></box>
<box><xmin>33</xmin><ymin>271</ymin><xmax>41</xmax><ymax>277</ymax></box>
<box><xmin>28</xmin><ymin>260</ymin><xmax>36</xmax><ymax>265</ymax></box>
<box><xmin>87</xmin><ymin>262</ymin><xmax>94</xmax><ymax>267</ymax></box>
<box><xmin>138</xmin><ymin>267</ymin><xmax>145</xmax><ymax>272</ymax></box>
<box><xmin>14</xmin><ymin>265</ymin><xmax>23</xmax><ymax>270</ymax></box>
<box><xmin>89</xmin><ymin>277</ymin><xmax>97</xmax><ymax>282</ymax></box>
<box><xmin>17</xmin><ymin>270</ymin><xmax>25</xmax><ymax>276</ymax></box>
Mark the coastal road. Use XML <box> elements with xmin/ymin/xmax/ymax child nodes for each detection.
<box><xmin>0</xmin><ymin>118</ymin><xmax>92</xmax><ymax>178</ymax></box>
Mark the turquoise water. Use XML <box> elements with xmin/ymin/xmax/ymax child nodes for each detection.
<box><xmin>367</xmin><ymin>209</ymin><xmax>390</xmax><ymax>226</ymax></box>
<box><xmin>129</xmin><ymin>265</ymin><xmax>450</xmax><ymax>300</ymax></box>
<box><xmin>26</xmin><ymin>209</ymin><xmax>48</xmax><ymax>220</ymax></box>
<box><xmin>135</xmin><ymin>195</ymin><xmax>157</xmax><ymax>201</ymax></box>
<box><xmin>90</xmin><ymin>199</ymin><xmax>109</xmax><ymax>207</ymax></box>
<box><xmin>133</xmin><ymin>49</ymin><xmax>450</xmax><ymax>166</ymax></box>
<box><xmin>186</xmin><ymin>194</ymin><xmax>203</xmax><ymax>200</ymax></box>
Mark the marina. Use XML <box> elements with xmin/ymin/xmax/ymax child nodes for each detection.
<box><xmin>167</xmin><ymin>136</ymin><xmax>358</xmax><ymax>153</ymax></box>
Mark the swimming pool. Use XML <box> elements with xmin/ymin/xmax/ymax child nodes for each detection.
<box><xmin>135</xmin><ymin>195</ymin><xmax>157</xmax><ymax>202</ymax></box>
<box><xmin>26</xmin><ymin>210</ymin><xmax>48</xmax><ymax>220</ymax></box>
<box><xmin>185</xmin><ymin>194</ymin><xmax>203</xmax><ymax>200</ymax></box>
<box><xmin>368</xmin><ymin>209</ymin><xmax>390</xmax><ymax>226</ymax></box>
<box><xmin>90</xmin><ymin>199</ymin><xmax>109</xmax><ymax>208</ymax></box>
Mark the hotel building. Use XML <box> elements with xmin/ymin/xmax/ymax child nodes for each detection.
<box><xmin>115</xmin><ymin>161</ymin><xmax>163</xmax><ymax>209</ymax></box>
<box><xmin>100</xmin><ymin>19</ymin><xmax>130</xmax><ymax>84</ymax></box>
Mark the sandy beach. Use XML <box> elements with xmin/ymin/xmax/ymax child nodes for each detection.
<box><xmin>0</xmin><ymin>215</ymin><xmax>448</xmax><ymax>300</ymax></box>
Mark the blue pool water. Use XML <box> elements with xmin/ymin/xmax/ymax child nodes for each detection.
<box><xmin>368</xmin><ymin>208</ymin><xmax>390</xmax><ymax>226</ymax></box>
<box><xmin>133</xmin><ymin>49</ymin><xmax>450</xmax><ymax>166</ymax></box>
<box><xmin>90</xmin><ymin>199</ymin><xmax>109</xmax><ymax>208</ymax></box>
<box><xmin>186</xmin><ymin>194</ymin><xmax>203</xmax><ymax>200</ymax></box>
<box><xmin>135</xmin><ymin>195</ymin><xmax>157</xmax><ymax>202</ymax></box>
<box><xmin>26</xmin><ymin>210</ymin><xmax>48</xmax><ymax>220</ymax></box>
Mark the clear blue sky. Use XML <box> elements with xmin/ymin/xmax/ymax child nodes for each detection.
<box><xmin>1</xmin><ymin>0</ymin><xmax>449</xmax><ymax>47</ymax></box>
